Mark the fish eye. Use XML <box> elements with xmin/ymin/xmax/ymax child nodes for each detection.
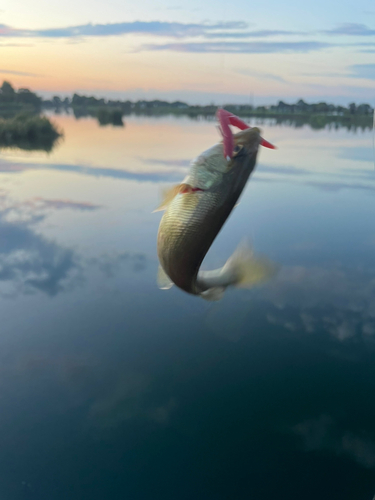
<box><xmin>233</xmin><ymin>144</ymin><xmax>243</xmax><ymax>155</ymax></box>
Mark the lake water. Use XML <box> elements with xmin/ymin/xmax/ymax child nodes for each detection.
<box><xmin>0</xmin><ymin>113</ymin><xmax>374</xmax><ymax>500</ymax></box>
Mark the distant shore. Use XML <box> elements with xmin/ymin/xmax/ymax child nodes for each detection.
<box><xmin>48</xmin><ymin>93</ymin><xmax>374</xmax><ymax>131</ymax></box>
<box><xmin>0</xmin><ymin>80</ymin><xmax>374</xmax><ymax>141</ymax></box>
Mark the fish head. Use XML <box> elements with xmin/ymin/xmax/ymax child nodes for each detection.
<box><xmin>189</xmin><ymin>127</ymin><xmax>262</xmax><ymax>190</ymax></box>
<box><xmin>231</xmin><ymin>127</ymin><xmax>261</xmax><ymax>161</ymax></box>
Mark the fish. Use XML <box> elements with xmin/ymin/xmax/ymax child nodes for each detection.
<box><xmin>156</xmin><ymin>110</ymin><xmax>276</xmax><ymax>300</ymax></box>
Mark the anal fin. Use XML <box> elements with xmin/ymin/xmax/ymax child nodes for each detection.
<box><xmin>200</xmin><ymin>286</ymin><xmax>225</xmax><ymax>301</ymax></box>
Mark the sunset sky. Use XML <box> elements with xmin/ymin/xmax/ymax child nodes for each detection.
<box><xmin>0</xmin><ymin>0</ymin><xmax>374</xmax><ymax>105</ymax></box>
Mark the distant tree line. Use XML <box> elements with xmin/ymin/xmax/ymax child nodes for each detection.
<box><xmin>0</xmin><ymin>81</ymin><xmax>42</xmax><ymax>108</ymax></box>
<box><xmin>1</xmin><ymin>80</ymin><xmax>373</xmax><ymax>133</ymax></box>
<box><xmin>65</xmin><ymin>93</ymin><xmax>189</xmax><ymax>116</ymax></box>
<box><xmin>1</xmin><ymin>82</ymin><xmax>373</xmax><ymax>118</ymax></box>
<box><xmin>266</xmin><ymin>99</ymin><xmax>373</xmax><ymax>116</ymax></box>
<box><xmin>41</xmin><ymin>91</ymin><xmax>375</xmax><ymax>132</ymax></box>
<box><xmin>51</xmin><ymin>92</ymin><xmax>373</xmax><ymax>118</ymax></box>
<box><xmin>43</xmin><ymin>95</ymin><xmax>70</xmax><ymax>109</ymax></box>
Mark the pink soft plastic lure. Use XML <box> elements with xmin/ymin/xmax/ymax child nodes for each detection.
<box><xmin>217</xmin><ymin>108</ymin><xmax>276</xmax><ymax>159</ymax></box>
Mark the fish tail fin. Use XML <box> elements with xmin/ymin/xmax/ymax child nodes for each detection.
<box><xmin>222</xmin><ymin>242</ymin><xmax>278</xmax><ymax>288</ymax></box>
<box><xmin>197</xmin><ymin>243</ymin><xmax>277</xmax><ymax>301</ymax></box>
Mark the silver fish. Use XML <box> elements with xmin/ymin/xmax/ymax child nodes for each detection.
<box><xmin>156</xmin><ymin>126</ymin><xmax>275</xmax><ymax>300</ymax></box>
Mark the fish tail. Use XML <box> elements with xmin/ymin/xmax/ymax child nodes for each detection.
<box><xmin>222</xmin><ymin>243</ymin><xmax>277</xmax><ymax>288</ymax></box>
<box><xmin>198</xmin><ymin>243</ymin><xmax>277</xmax><ymax>301</ymax></box>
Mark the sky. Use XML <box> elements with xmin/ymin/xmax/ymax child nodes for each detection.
<box><xmin>0</xmin><ymin>0</ymin><xmax>374</xmax><ymax>105</ymax></box>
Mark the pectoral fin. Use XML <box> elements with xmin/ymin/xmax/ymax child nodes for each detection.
<box><xmin>153</xmin><ymin>183</ymin><xmax>194</xmax><ymax>212</ymax></box>
<box><xmin>157</xmin><ymin>265</ymin><xmax>174</xmax><ymax>290</ymax></box>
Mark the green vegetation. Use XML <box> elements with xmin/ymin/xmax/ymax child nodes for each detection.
<box><xmin>0</xmin><ymin>80</ymin><xmax>42</xmax><ymax>118</ymax></box>
<box><xmin>0</xmin><ymin>112</ymin><xmax>62</xmax><ymax>152</ymax></box>
<box><xmin>96</xmin><ymin>107</ymin><xmax>123</xmax><ymax>126</ymax></box>
<box><xmin>60</xmin><ymin>92</ymin><xmax>374</xmax><ymax>131</ymax></box>
<box><xmin>239</xmin><ymin>113</ymin><xmax>373</xmax><ymax>132</ymax></box>
<box><xmin>47</xmin><ymin>94</ymin><xmax>124</xmax><ymax>126</ymax></box>
<box><xmin>0</xmin><ymin>81</ymin><xmax>62</xmax><ymax>151</ymax></box>
<box><xmin>43</xmin><ymin>95</ymin><xmax>70</xmax><ymax>111</ymax></box>
<box><xmin>223</xmin><ymin>99</ymin><xmax>374</xmax><ymax>131</ymax></box>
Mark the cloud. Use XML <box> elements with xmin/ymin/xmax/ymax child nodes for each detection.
<box><xmin>4</xmin><ymin>21</ymin><xmax>374</xmax><ymax>43</ymax></box>
<box><xmin>236</xmin><ymin>68</ymin><xmax>287</xmax><ymax>83</ymax></box>
<box><xmin>294</xmin><ymin>415</ymin><xmax>375</xmax><ymax>469</ymax></box>
<box><xmin>87</xmin><ymin>371</ymin><xmax>176</xmax><ymax>429</ymax></box>
<box><xmin>206</xmin><ymin>259</ymin><xmax>375</xmax><ymax>344</ymax></box>
<box><xmin>341</xmin><ymin>168</ymin><xmax>375</xmax><ymax>181</ymax></box>
<box><xmin>0</xmin><ymin>159</ymin><xmax>185</xmax><ymax>183</ymax></box>
<box><xmin>0</xmin><ymin>43</ymin><xmax>33</xmax><ymax>47</ymax></box>
<box><xmin>259</xmin><ymin>264</ymin><xmax>375</xmax><ymax>342</ymax></box>
<box><xmin>347</xmin><ymin>63</ymin><xmax>375</xmax><ymax>80</ymax></box>
<box><xmin>256</xmin><ymin>164</ymin><xmax>375</xmax><ymax>187</ymax></box>
<box><xmin>341</xmin><ymin>434</ymin><xmax>375</xmax><ymax>468</ymax></box>
<box><xmin>89</xmin><ymin>252</ymin><xmax>147</xmax><ymax>276</ymax></box>
<box><xmin>204</xmin><ymin>29</ymin><xmax>307</xmax><ymax>39</ymax></box>
<box><xmin>253</xmin><ymin>163</ymin><xmax>375</xmax><ymax>193</ymax></box>
<box><xmin>0</xmin><ymin>68</ymin><xmax>42</xmax><ymax>77</ymax></box>
<box><xmin>338</xmin><ymin>147</ymin><xmax>374</xmax><ymax>162</ymax></box>
<box><xmin>0</xmin><ymin>215</ymin><xmax>79</xmax><ymax>297</ymax></box>
<box><xmin>1</xmin><ymin>355</ymin><xmax>177</xmax><ymax>435</ymax></box>
<box><xmin>293</xmin><ymin>415</ymin><xmax>333</xmax><ymax>451</ymax></box>
<box><xmin>323</xmin><ymin>23</ymin><xmax>375</xmax><ymax>36</ymax></box>
<box><xmin>257</xmin><ymin>164</ymin><xmax>311</xmax><ymax>175</ymax></box>
<box><xmin>26</xmin><ymin>197</ymin><xmax>103</xmax><ymax>211</ymax></box>
<box><xmin>139</xmin><ymin>157</ymin><xmax>191</xmax><ymax>168</ymax></box>
<box><xmin>291</xmin><ymin>82</ymin><xmax>375</xmax><ymax>100</ymax></box>
<box><xmin>0</xmin><ymin>191</ymin><xmax>105</xmax><ymax>297</ymax></box>
<box><xmin>140</xmin><ymin>41</ymin><xmax>332</xmax><ymax>54</ymax></box>
<box><xmin>0</xmin><ymin>21</ymin><xmax>247</xmax><ymax>39</ymax></box>
<box><xmin>304</xmin><ymin>180</ymin><xmax>375</xmax><ymax>194</ymax></box>
<box><xmin>0</xmin><ymin>190</ymin><xmax>145</xmax><ymax>297</ymax></box>
<box><xmin>2</xmin><ymin>157</ymin><xmax>374</xmax><ymax>191</ymax></box>
<box><xmin>0</xmin><ymin>194</ymin><xmax>103</xmax><ymax>222</ymax></box>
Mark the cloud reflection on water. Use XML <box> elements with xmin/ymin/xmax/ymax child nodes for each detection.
<box><xmin>0</xmin><ymin>158</ymin><xmax>185</xmax><ymax>183</ymax></box>
<box><xmin>1</xmin><ymin>156</ymin><xmax>374</xmax><ymax>198</ymax></box>
<box><xmin>1</xmin><ymin>353</ymin><xmax>177</xmax><ymax>434</ymax></box>
<box><xmin>258</xmin><ymin>264</ymin><xmax>375</xmax><ymax>341</ymax></box>
<box><xmin>294</xmin><ymin>415</ymin><xmax>375</xmax><ymax>469</ymax></box>
<box><xmin>207</xmin><ymin>263</ymin><xmax>375</xmax><ymax>344</ymax></box>
<box><xmin>0</xmin><ymin>190</ymin><xmax>149</xmax><ymax>297</ymax></box>
<box><xmin>0</xmin><ymin>193</ymin><xmax>81</xmax><ymax>297</ymax></box>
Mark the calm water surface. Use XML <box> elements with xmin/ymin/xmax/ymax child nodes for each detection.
<box><xmin>0</xmin><ymin>114</ymin><xmax>374</xmax><ymax>499</ymax></box>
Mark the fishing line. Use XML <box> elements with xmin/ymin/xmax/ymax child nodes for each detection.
<box><xmin>373</xmin><ymin>107</ymin><xmax>375</xmax><ymax>171</ymax></box>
